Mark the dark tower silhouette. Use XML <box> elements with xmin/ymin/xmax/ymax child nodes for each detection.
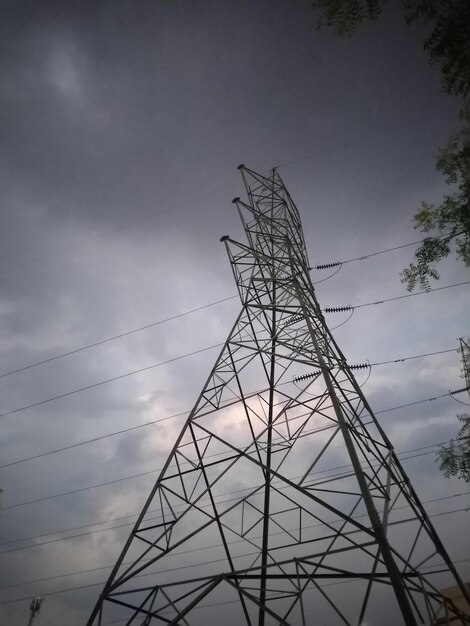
<box><xmin>88</xmin><ymin>166</ymin><xmax>470</xmax><ymax>625</ymax></box>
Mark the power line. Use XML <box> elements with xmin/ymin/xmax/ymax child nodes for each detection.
<box><xmin>1</xmin><ymin>419</ymin><xmax>334</xmax><ymax>513</ymax></box>
<box><xmin>1</xmin><ymin>508</ymin><xmax>467</xmax><ymax>607</ymax></box>
<box><xmin>354</xmin><ymin>280</ymin><xmax>470</xmax><ymax>308</ymax></box>
<box><xmin>0</xmin><ymin>468</ymin><xmax>161</xmax><ymax>514</ymax></box>
<box><xmin>102</xmin><ymin>552</ymin><xmax>470</xmax><ymax>625</ymax></box>
<box><xmin>0</xmin><ymin>444</ymin><xmax>450</xmax><ymax>548</ymax></box>
<box><xmin>0</xmin><ymin>345</ymin><xmax>463</xmax><ymax>470</ymax></box>
<box><xmin>2</xmin><ymin>101</ymin><xmax>445</xmax><ymax>283</ymax></box>
<box><xmin>324</xmin><ymin>280</ymin><xmax>470</xmax><ymax>311</ymax></box>
<box><xmin>1</xmin><ymin>449</ymin><xmax>466</xmax><ymax>557</ymax></box>
<box><xmin>3</xmin><ymin>487</ymin><xmax>467</xmax><ymax>591</ymax></box>
<box><xmin>0</xmin><ymin>296</ymin><xmax>237</xmax><ymax>380</ymax></box>
<box><xmin>374</xmin><ymin>389</ymin><xmax>466</xmax><ymax>415</ymax></box>
<box><xmin>0</xmin><ymin>180</ymin><xmax>239</xmax><ymax>280</ymax></box>
<box><xmin>369</xmin><ymin>347</ymin><xmax>457</xmax><ymax>367</ymax></box>
<box><xmin>2</xmin><ymin>254</ymin><xmax>465</xmax><ymax>386</ymax></box>
<box><xmin>0</xmin><ymin>409</ymin><xmax>190</xmax><ymax>470</ymax></box>
<box><xmin>278</xmin><ymin>100</ymin><xmax>453</xmax><ymax>172</ymax></box>
<box><xmin>0</xmin><ymin>343</ymin><xmax>222</xmax><ymax>420</ymax></box>
<box><xmin>1</xmin><ymin>280</ymin><xmax>467</xmax><ymax>423</ymax></box>
<box><xmin>1</xmin><ymin>401</ymin><xmax>467</xmax><ymax>516</ymax></box>
<box><xmin>0</xmin><ymin>386</ymin><xmax>294</xmax><ymax>471</ymax></box>
<box><xmin>1</xmin><ymin>490</ymin><xmax>468</xmax><ymax>591</ymax></box>
<box><xmin>315</xmin><ymin>238</ymin><xmax>428</xmax><ymax>269</ymax></box>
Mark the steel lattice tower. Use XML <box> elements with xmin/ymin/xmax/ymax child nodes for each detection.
<box><xmin>460</xmin><ymin>338</ymin><xmax>470</xmax><ymax>392</ymax></box>
<box><xmin>88</xmin><ymin>166</ymin><xmax>470</xmax><ymax>625</ymax></box>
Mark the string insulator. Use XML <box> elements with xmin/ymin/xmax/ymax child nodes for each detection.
<box><xmin>315</xmin><ymin>262</ymin><xmax>341</xmax><ymax>270</ymax></box>
<box><xmin>348</xmin><ymin>363</ymin><xmax>369</xmax><ymax>370</ymax></box>
<box><xmin>450</xmin><ymin>385</ymin><xmax>470</xmax><ymax>395</ymax></box>
<box><xmin>293</xmin><ymin>370</ymin><xmax>320</xmax><ymax>383</ymax></box>
<box><xmin>324</xmin><ymin>306</ymin><xmax>353</xmax><ymax>313</ymax></box>
<box><xmin>282</xmin><ymin>314</ymin><xmax>303</xmax><ymax>327</ymax></box>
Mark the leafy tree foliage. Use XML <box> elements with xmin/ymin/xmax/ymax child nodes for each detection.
<box><xmin>312</xmin><ymin>0</ymin><xmax>470</xmax><ymax>100</ymax></box>
<box><xmin>437</xmin><ymin>414</ymin><xmax>470</xmax><ymax>482</ymax></box>
<box><xmin>311</xmin><ymin>0</ymin><xmax>470</xmax><ymax>290</ymax></box>
<box><xmin>311</xmin><ymin>0</ymin><xmax>387</xmax><ymax>35</ymax></box>
<box><xmin>420</xmin><ymin>0</ymin><xmax>470</xmax><ymax>98</ymax></box>
<box><xmin>401</xmin><ymin>104</ymin><xmax>470</xmax><ymax>290</ymax></box>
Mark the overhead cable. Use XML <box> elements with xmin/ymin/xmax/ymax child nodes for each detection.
<box><xmin>2</xmin><ymin>487</ymin><xmax>467</xmax><ymax>589</ymax></box>
<box><xmin>324</xmin><ymin>280</ymin><xmax>469</xmax><ymax>312</ymax></box>
<box><xmin>0</xmin><ymin>510</ymin><xmax>467</xmax><ymax>607</ymax></box>
<box><xmin>2</xmin><ymin>280</ymin><xmax>467</xmax><ymax>423</ymax></box>
<box><xmin>314</xmin><ymin>238</ymin><xmax>429</xmax><ymax>270</ymax></box>
<box><xmin>0</xmin><ymin>296</ymin><xmax>236</xmax><ymax>379</ymax></box>
<box><xmin>0</xmin><ymin>345</ymin><xmax>464</xmax><ymax>470</ymax></box>
<box><xmin>2</xmin><ymin>265</ymin><xmax>465</xmax><ymax>385</ymax></box>
<box><xmin>0</xmin><ymin>343</ymin><xmax>222</xmax><ymax>420</ymax></box>
<box><xmin>1</xmin><ymin>394</ymin><xmax>468</xmax><ymax>513</ymax></box>
<box><xmin>1</xmin><ymin>451</ymin><xmax>467</xmax><ymax>556</ymax></box>
<box><xmin>1</xmin><ymin>180</ymin><xmax>239</xmax><ymax>279</ymax></box>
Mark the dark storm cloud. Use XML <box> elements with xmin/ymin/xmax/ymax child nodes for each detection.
<box><xmin>1</xmin><ymin>0</ymin><xmax>456</xmax><ymax>235</ymax></box>
<box><xmin>1</xmin><ymin>1</ymin><xmax>469</xmax><ymax>624</ymax></box>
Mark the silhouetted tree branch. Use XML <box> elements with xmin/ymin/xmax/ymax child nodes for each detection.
<box><xmin>311</xmin><ymin>0</ymin><xmax>470</xmax><ymax>290</ymax></box>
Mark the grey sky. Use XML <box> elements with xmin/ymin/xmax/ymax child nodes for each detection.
<box><xmin>0</xmin><ymin>1</ymin><xmax>469</xmax><ymax>624</ymax></box>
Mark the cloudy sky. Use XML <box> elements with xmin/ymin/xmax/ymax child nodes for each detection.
<box><xmin>0</xmin><ymin>0</ymin><xmax>469</xmax><ymax>624</ymax></box>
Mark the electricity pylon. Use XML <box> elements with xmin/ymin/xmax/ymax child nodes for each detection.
<box><xmin>88</xmin><ymin>166</ymin><xmax>470</xmax><ymax>625</ymax></box>
<box><xmin>460</xmin><ymin>338</ymin><xmax>470</xmax><ymax>393</ymax></box>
